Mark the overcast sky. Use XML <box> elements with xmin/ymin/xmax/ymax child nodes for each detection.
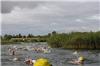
<box><xmin>1</xmin><ymin>1</ymin><xmax>100</xmax><ymax>35</ymax></box>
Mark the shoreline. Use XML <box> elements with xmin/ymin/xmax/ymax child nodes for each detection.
<box><xmin>1</xmin><ymin>42</ymin><xmax>100</xmax><ymax>50</ymax></box>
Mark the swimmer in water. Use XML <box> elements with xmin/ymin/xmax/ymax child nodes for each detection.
<box><xmin>8</xmin><ymin>46</ymin><xmax>18</xmax><ymax>55</ymax></box>
<box><xmin>24</xmin><ymin>56</ymin><xmax>36</xmax><ymax>65</ymax></box>
<box><xmin>34</xmin><ymin>58</ymin><xmax>52</xmax><ymax>66</ymax></box>
<box><xmin>69</xmin><ymin>56</ymin><xmax>85</xmax><ymax>65</ymax></box>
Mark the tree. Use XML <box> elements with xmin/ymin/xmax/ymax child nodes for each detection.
<box><xmin>4</xmin><ymin>34</ymin><xmax>12</xmax><ymax>40</ymax></box>
<box><xmin>48</xmin><ymin>33</ymin><xmax>51</xmax><ymax>37</ymax></box>
<box><xmin>52</xmin><ymin>31</ymin><xmax>57</xmax><ymax>35</ymax></box>
<box><xmin>27</xmin><ymin>34</ymin><xmax>34</xmax><ymax>38</ymax></box>
<box><xmin>18</xmin><ymin>33</ymin><xmax>22</xmax><ymax>38</ymax></box>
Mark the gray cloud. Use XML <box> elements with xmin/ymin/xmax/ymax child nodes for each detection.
<box><xmin>1</xmin><ymin>1</ymin><xmax>44</xmax><ymax>13</ymax></box>
<box><xmin>1</xmin><ymin>1</ymin><xmax>100</xmax><ymax>35</ymax></box>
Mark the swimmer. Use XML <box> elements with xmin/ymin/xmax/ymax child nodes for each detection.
<box><xmin>69</xmin><ymin>56</ymin><xmax>85</xmax><ymax>65</ymax></box>
<box><xmin>24</xmin><ymin>56</ymin><xmax>36</xmax><ymax>65</ymax></box>
<box><xmin>73</xmin><ymin>51</ymin><xmax>78</xmax><ymax>55</ymax></box>
<box><xmin>34</xmin><ymin>58</ymin><xmax>52</xmax><ymax>66</ymax></box>
<box><xmin>8</xmin><ymin>47</ymin><xmax>16</xmax><ymax>55</ymax></box>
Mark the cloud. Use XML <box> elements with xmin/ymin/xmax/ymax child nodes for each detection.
<box><xmin>2</xmin><ymin>5</ymin><xmax>54</xmax><ymax>24</ymax></box>
<box><xmin>75</xmin><ymin>19</ymin><xmax>83</xmax><ymax>22</ymax></box>
<box><xmin>1</xmin><ymin>1</ymin><xmax>44</xmax><ymax>13</ymax></box>
<box><xmin>88</xmin><ymin>15</ymin><xmax>100</xmax><ymax>20</ymax></box>
<box><xmin>50</xmin><ymin>22</ymin><xmax>58</xmax><ymax>26</ymax></box>
<box><xmin>2</xmin><ymin>1</ymin><xmax>100</xmax><ymax>35</ymax></box>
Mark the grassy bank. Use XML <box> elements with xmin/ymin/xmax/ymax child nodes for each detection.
<box><xmin>47</xmin><ymin>31</ymin><xmax>100</xmax><ymax>49</ymax></box>
<box><xmin>1</xmin><ymin>38</ymin><xmax>47</xmax><ymax>44</ymax></box>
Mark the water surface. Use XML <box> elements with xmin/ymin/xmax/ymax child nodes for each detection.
<box><xmin>1</xmin><ymin>43</ymin><xmax>100</xmax><ymax>66</ymax></box>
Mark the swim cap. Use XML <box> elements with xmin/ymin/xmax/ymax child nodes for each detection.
<box><xmin>78</xmin><ymin>56</ymin><xmax>84</xmax><ymax>61</ymax></box>
<box><xmin>34</xmin><ymin>58</ymin><xmax>52</xmax><ymax>66</ymax></box>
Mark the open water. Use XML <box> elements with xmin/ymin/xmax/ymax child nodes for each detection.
<box><xmin>1</xmin><ymin>43</ymin><xmax>100</xmax><ymax>66</ymax></box>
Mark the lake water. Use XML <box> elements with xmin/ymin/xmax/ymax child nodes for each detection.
<box><xmin>1</xmin><ymin>43</ymin><xmax>100</xmax><ymax>66</ymax></box>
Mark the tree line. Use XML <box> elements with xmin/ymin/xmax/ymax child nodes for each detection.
<box><xmin>1</xmin><ymin>31</ymin><xmax>56</xmax><ymax>44</ymax></box>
